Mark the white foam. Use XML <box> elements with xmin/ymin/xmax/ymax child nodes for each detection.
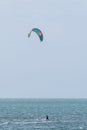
<box><xmin>79</xmin><ymin>126</ymin><xmax>83</xmax><ymax>129</ymax></box>
<box><xmin>0</xmin><ymin>122</ymin><xmax>8</xmax><ymax>126</ymax></box>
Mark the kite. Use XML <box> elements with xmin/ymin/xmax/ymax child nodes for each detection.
<box><xmin>28</xmin><ymin>28</ymin><xmax>43</xmax><ymax>42</ymax></box>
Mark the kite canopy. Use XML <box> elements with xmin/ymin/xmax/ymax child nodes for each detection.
<box><xmin>28</xmin><ymin>28</ymin><xmax>43</xmax><ymax>42</ymax></box>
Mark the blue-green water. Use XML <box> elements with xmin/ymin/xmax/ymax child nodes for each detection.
<box><xmin>0</xmin><ymin>99</ymin><xmax>87</xmax><ymax>130</ymax></box>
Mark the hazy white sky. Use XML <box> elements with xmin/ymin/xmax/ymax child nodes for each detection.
<box><xmin>0</xmin><ymin>0</ymin><xmax>87</xmax><ymax>98</ymax></box>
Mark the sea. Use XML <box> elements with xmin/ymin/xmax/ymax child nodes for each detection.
<box><xmin>0</xmin><ymin>99</ymin><xmax>87</xmax><ymax>130</ymax></box>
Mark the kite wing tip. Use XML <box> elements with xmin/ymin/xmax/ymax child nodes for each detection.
<box><xmin>28</xmin><ymin>33</ymin><xmax>30</xmax><ymax>38</ymax></box>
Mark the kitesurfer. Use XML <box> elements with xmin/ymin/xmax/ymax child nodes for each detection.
<box><xmin>46</xmin><ymin>115</ymin><xmax>49</xmax><ymax>120</ymax></box>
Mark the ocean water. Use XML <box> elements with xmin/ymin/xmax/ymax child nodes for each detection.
<box><xmin>0</xmin><ymin>99</ymin><xmax>87</xmax><ymax>130</ymax></box>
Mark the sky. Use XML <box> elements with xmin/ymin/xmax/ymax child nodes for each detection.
<box><xmin>0</xmin><ymin>0</ymin><xmax>87</xmax><ymax>98</ymax></box>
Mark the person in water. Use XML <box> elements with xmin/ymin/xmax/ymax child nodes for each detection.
<box><xmin>46</xmin><ymin>115</ymin><xmax>49</xmax><ymax>120</ymax></box>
